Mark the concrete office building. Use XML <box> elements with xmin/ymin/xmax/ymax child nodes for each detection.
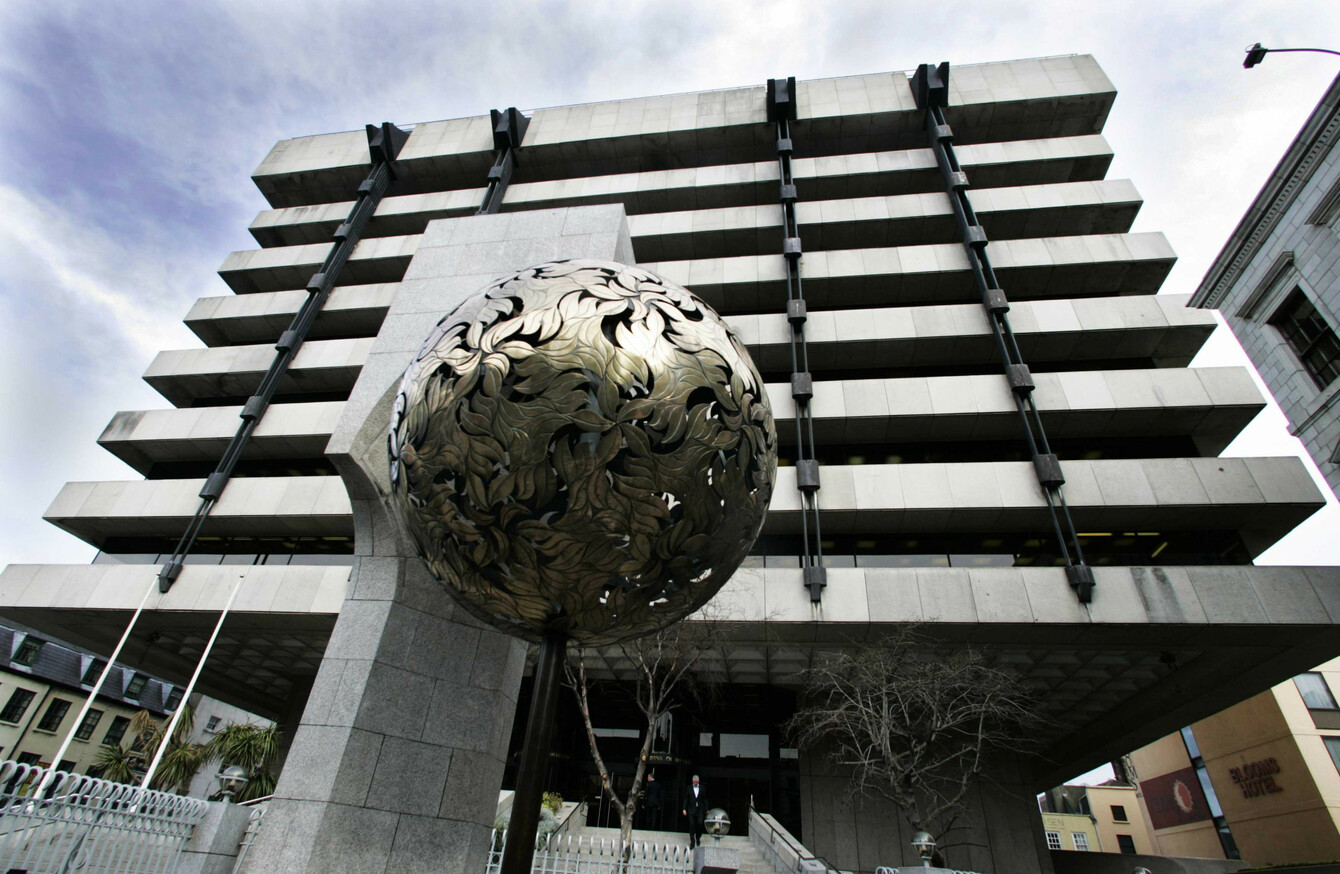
<box><xmin>1129</xmin><ymin>659</ymin><xmax>1340</xmax><ymax>867</ymax></box>
<box><xmin>1191</xmin><ymin>72</ymin><xmax>1340</xmax><ymax>497</ymax></box>
<box><xmin>2</xmin><ymin>55</ymin><xmax>1339</xmax><ymax>873</ymax></box>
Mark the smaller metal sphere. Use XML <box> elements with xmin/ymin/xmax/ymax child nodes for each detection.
<box><xmin>389</xmin><ymin>260</ymin><xmax>777</xmax><ymax>646</ymax></box>
<box><xmin>704</xmin><ymin>808</ymin><xmax>731</xmax><ymax>836</ymax></box>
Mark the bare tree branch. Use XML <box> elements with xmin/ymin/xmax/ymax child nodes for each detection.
<box><xmin>563</xmin><ymin>611</ymin><xmax>730</xmax><ymax>855</ymax></box>
<box><xmin>785</xmin><ymin>626</ymin><xmax>1037</xmax><ymax>844</ymax></box>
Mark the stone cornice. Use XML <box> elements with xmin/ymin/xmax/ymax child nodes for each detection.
<box><xmin>1192</xmin><ymin>73</ymin><xmax>1340</xmax><ymax>310</ymax></box>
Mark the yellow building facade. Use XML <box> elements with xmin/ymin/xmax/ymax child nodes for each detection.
<box><xmin>0</xmin><ymin>665</ymin><xmax>155</xmax><ymax>776</ymax></box>
<box><xmin>1129</xmin><ymin>658</ymin><xmax>1340</xmax><ymax>866</ymax></box>
<box><xmin>1041</xmin><ymin>811</ymin><xmax>1101</xmax><ymax>853</ymax></box>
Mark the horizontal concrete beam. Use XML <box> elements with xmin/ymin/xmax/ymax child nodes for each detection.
<box><xmin>44</xmin><ymin>476</ymin><xmax>353</xmax><ymax>545</ymax></box>
<box><xmin>702</xmin><ymin>563</ymin><xmax>1340</xmax><ymax>787</ymax></box>
<box><xmin>249</xmin><ymin>136</ymin><xmax>1117</xmax><ymax>247</ymax></box>
<box><xmin>218</xmin><ymin>235</ymin><xmax>419</xmax><ymax>294</ymax></box>
<box><xmin>505</xmin><ymin>135</ymin><xmax>1113</xmax><ymax>220</ymax></box>
<box><xmin>143</xmin><ymin>337</ymin><xmax>372</xmax><ymax>406</ymax></box>
<box><xmin>99</xmin><ymin>401</ymin><xmax>345</xmax><ymax>473</ymax></box>
<box><xmin>46</xmin><ymin>454</ymin><xmax>1319</xmax><ymax>554</ymax></box>
<box><xmin>644</xmin><ymin>232</ymin><xmax>1176</xmax><ymax>313</ymax></box>
<box><xmin>156</xmin><ymin>292</ymin><xmax>1215</xmax><ymax>408</ymax></box>
<box><xmin>186</xmin><ymin>284</ymin><xmax>398</xmax><ymax>347</ymax></box>
<box><xmin>98</xmin><ymin>365</ymin><xmax>1261</xmax><ymax>472</ymax></box>
<box><xmin>628</xmin><ymin>179</ymin><xmax>1142</xmax><ymax>261</ymax></box>
<box><xmin>0</xmin><ymin>562</ymin><xmax>348</xmax><ymax>718</ymax></box>
<box><xmin>183</xmin><ymin>289</ymin><xmax>1213</xmax><ymax>392</ymax></box>
<box><xmin>218</xmin><ymin>229</ymin><xmax>1175</xmax><ymax>307</ymax></box>
<box><xmin>766</xmin><ymin>456</ymin><xmax>1321</xmax><ymax>551</ymax></box>
<box><xmin>772</xmin><ymin>366</ymin><xmax>1263</xmax><ymax>453</ymax></box>
<box><xmin>6</xmin><ymin>559</ymin><xmax>1334</xmax><ymax>781</ymax></box>
<box><xmin>253</xmin><ymin>56</ymin><xmax>1115</xmax><ymax>208</ymax></box>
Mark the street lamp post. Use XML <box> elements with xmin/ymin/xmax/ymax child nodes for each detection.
<box><xmin>910</xmin><ymin>830</ymin><xmax>936</xmax><ymax>869</ymax></box>
<box><xmin>217</xmin><ymin>766</ymin><xmax>249</xmax><ymax>802</ymax></box>
<box><xmin>1244</xmin><ymin>43</ymin><xmax>1340</xmax><ymax>68</ymax></box>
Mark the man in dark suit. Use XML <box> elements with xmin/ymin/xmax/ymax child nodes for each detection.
<box><xmin>642</xmin><ymin>771</ymin><xmax>663</xmax><ymax>830</ymax></box>
<box><xmin>681</xmin><ymin>774</ymin><xmax>708</xmax><ymax>849</ymax></box>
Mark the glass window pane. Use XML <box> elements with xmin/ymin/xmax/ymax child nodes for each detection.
<box><xmin>1181</xmin><ymin>726</ymin><xmax>1202</xmax><ymax>759</ymax></box>
<box><xmin>1324</xmin><ymin>737</ymin><xmax>1340</xmax><ymax>773</ymax></box>
<box><xmin>1295</xmin><ymin>673</ymin><xmax>1338</xmax><ymax>710</ymax></box>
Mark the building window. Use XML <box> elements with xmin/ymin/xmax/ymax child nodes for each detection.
<box><xmin>124</xmin><ymin>673</ymin><xmax>147</xmax><ymax>701</ymax></box>
<box><xmin>1045</xmin><ymin>831</ymin><xmax>1062</xmax><ymax>850</ymax></box>
<box><xmin>205</xmin><ymin>715</ymin><xmax>222</xmax><ymax>732</ymax></box>
<box><xmin>1181</xmin><ymin>725</ymin><xmax>1240</xmax><ymax>860</ymax></box>
<box><xmin>164</xmin><ymin>688</ymin><xmax>183</xmax><ymax>711</ymax></box>
<box><xmin>1116</xmin><ymin>835</ymin><xmax>1136</xmax><ymax>854</ymax></box>
<box><xmin>13</xmin><ymin>636</ymin><xmax>44</xmax><ymax>666</ymax></box>
<box><xmin>35</xmin><ymin>699</ymin><xmax>71</xmax><ymax>733</ymax></box>
<box><xmin>102</xmin><ymin>715</ymin><xmax>131</xmax><ymax>746</ymax></box>
<box><xmin>0</xmin><ymin>688</ymin><xmax>36</xmax><ymax>723</ymax></box>
<box><xmin>1323</xmin><ymin>736</ymin><xmax>1340</xmax><ymax>772</ymax></box>
<box><xmin>1271</xmin><ymin>289</ymin><xmax>1340</xmax><ymax>388</ymax></box>
<box><xmin>1072</xmin><ymin>833</ymin><xmax>1090</xmax><ymax>851</ymax></box>
<box><xmin>82</xmin><ymin>658</ymin><xmax>107</xmax><ymax>686</ymax></box>
<box><xmin>1110</xmin><ymin>803</ymin><xmax>1128</xmax><ymax>822</ymax></box>
<box><xmin>1296</xmin><ymin>673</ymin><xmax>1339</xmax><ymax>709</ymax></box>
<box><xmin>74</xmin><ymin>708</ymin><xmax>104</xmax><ymax>741</ymax></box>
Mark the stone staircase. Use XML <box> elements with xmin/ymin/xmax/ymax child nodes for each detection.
<box><xmin>555</xmin><ymin>827</ymin><xmax>776</xmax><ymax>874</ymax></box>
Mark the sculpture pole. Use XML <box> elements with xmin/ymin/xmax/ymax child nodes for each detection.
<box><xmin>389</xmin><ymin>261</ymin><xmax>777</xmax><ymax>874</ymax></box>
<box><xmin>499</xmin><ymin>630</ymin><xmax>568</xmax><ymax>874</ymax></box>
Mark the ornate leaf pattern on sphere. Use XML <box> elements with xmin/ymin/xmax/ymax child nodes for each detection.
<box><xmin>388</xmin><ymin>260</ymin><xmax>777</xmax><ymax>645</ymax></box>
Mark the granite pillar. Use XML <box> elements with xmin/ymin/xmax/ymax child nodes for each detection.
<box><xmin>241</xmin><ymin>205</ymin><xmax>636</xmax><ymax>873</ymax></box>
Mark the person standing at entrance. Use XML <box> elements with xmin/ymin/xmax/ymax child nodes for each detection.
<box><xmin>682</xmin><ymin>774</ymin><xmax>708</xmax><ymax>849</ymax></box>
<box><xmin>642</xmin><ymin>771</ymin><xmax>663</xmax><ymax>830</ymax></box>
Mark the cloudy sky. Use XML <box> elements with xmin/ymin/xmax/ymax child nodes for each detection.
<box><xmin>1</xmin><ymin>0</ymin><xmax>1339</xmax><ymax>570</ymax></box>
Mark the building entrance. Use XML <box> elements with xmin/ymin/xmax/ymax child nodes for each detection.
<box><xmin>504</xmin><ymin>680</ymin><xmax>803</xmax><ymax>841</ymax></box>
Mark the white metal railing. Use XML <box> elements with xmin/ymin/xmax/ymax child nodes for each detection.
<box><xmin>486</xmin><ymin>830</ymin><xmax>694</xmax><ymax>874</ymax></box>
<box><xmin>230</xmin><ymin>795</ymin><xmax>272</xmax><ymax>874</ymax></box>
<box><xmin>0</xmin><ymin>761</ymin><xmax>208</xmax><ymax>874</ymax></box>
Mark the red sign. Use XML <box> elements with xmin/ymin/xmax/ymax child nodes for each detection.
<box><xmin>1140</xmin><ymin>767</ymin><xmax>1212</xmax><ymax>830</ymax></box>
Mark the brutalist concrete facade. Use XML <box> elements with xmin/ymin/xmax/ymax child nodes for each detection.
<box><xmin>1192</xmin><ymin>72</ymin><xmax>1340</xmax><ymax>497</ymax></box>
<box><xmin>3</xmin><ymin>55</ymin><xmax>1340</xmax><ymax>873</ymax></box>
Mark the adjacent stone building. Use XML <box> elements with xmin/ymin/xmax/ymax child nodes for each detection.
<box><xmin>1191</xmin><ymin>71</ymin><xmax>1340</xmax><ymax>497</ymax></box>
<box><xmin>2</xmin><ymin>55</ymin><xmax>1339</xmax><ymax>873</ymax></box>
<box><xmin>0</xmin><ymin>621</ymin><xmax>179</xmax><ymax>776</ymax></box>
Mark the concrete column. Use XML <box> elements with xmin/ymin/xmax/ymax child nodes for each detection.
<box><xmin>177</xmin><ymin>801</ymin><xmax>254</xmax><ymax>874</ymax></box>
<box><xmin>242</xmin><ymin>206</ymin><xmax>636</xmax><ymax>874</ymax></box>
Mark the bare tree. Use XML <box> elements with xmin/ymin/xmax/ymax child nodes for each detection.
<box><xmin>785</xmin><ymin>627</ymin><xmax>1037</xmax><ymax>844</ymax></box>
<box><xmin>564</xmin><ymin>615</ymin><xmax>725</xmax><ymax>854</ymax></box>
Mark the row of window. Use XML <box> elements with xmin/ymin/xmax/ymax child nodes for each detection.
<box><xmin>0</xmin><ymin>688</ymin><xmax>133</xmax><ymax>746</ymax></box>
<box><xmin>1044</xmin><ymin>831</ymin><xmax>1138</xmax><ymax>854</ymax></box>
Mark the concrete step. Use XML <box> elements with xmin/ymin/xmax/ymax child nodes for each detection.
<box><xmin>549</xmin><ymin>827</ymin><xmax>776</xmax><ymax>873</ymax></box>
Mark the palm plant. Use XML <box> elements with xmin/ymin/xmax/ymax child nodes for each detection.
<box><xmin>91</xmin><ymin>741</ymin><xmax>139</xmax><ymax>785</ymax></box>
<box><xmin>204</xmin><ymin>722</ymin><xmax>281</xmax><ymax>802</ymax></box>
<box><xmin>92</xmin><ymin>705</ymin><xmax>210</xmax><ymax>794</ymax></box>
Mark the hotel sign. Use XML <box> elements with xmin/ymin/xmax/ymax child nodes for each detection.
<box><xmin>1228</xmin><ymin>757</ymin><xmax>1283</xmax><ymax>798</ymax></box>
<box><xmin>1140</xmin><ymin>767</ymin><xmax>1211</xmax><ymax>829</ymax></box>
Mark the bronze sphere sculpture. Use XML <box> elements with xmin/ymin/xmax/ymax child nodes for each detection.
<box><xmin>388</xmin><ymin>260</ymin><xmax>776</xmax><ymax>645</ymax></box>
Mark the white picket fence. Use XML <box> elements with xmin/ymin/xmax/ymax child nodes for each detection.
<box><xmin>486</xmin><ymin>831</ymin><xmax>694</xmax><ymax>874</ymax></box>
<box><xmin>0</xmin><ymin>761</ymin><xmax>207</xmax><ymax>874</ymax></box>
